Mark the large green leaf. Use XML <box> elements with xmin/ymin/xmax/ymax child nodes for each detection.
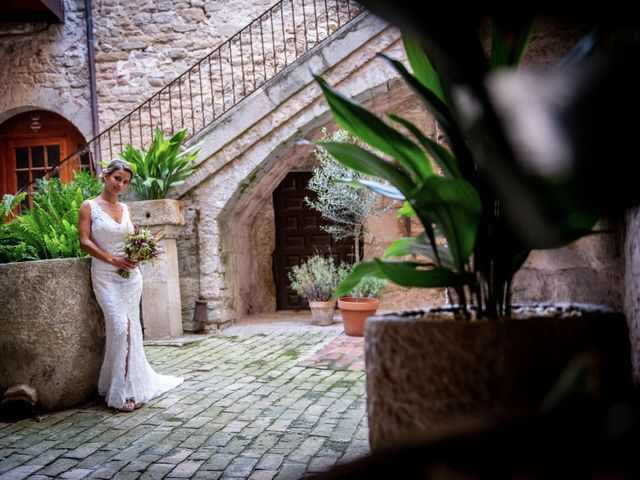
<box><xmin>317</xmin><ymin>142</ymin><xmax>415</xmax><ymax>196</ymax></box>
<box><xmin>396</xmin><ymin>200</ymin><xmax>416</xmax><ymax>218</ymax></box>
<box><xmin>490</xmin><ymin>17</ymin><xmax>534</xmax><ymax>69</ymax></box>
<box><xmin>384</xmin><ymin>233</ymin><xmax>454</xmax><ymax>269</ymax></box>
<box><xmin>389</xmin><ymin>114</ymin><xmax>461</xmax><ymax>178</ymax></box>
<box><xmin>315</xmin><ymin>75</ymin><xmax>432</xmax><ymax>181</ymax></box>
<box><xmin>402</xmin><ymin>34</ymin><xmax>444</xmax><ymax>102</ymax></box>
<box><xmin>373</xmin><ymin>259</ymin><xmax>462</xmax><ymax>288</ymax></box>
<box><xmin>334</xmin><ymin>177</ymin><xmax>405</xmax><ymax>200</ymax></box>
<box><xmin>332</xmin><ymin>260</ymin><xmax>387</xmax><ymax>299</ymax></box>
<box><xmin>379</xmin><ymin>53</ymin><xmax>476</xmax><ymax>179</ymax></box>
<box><xmin>411</xmin><ymin>176</ymin><xmax>481</xmax><ymax>269</ymax></box>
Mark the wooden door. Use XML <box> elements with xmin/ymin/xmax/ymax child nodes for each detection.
<box><xmin>273</xmin><ymin>172</ymin><xmax>358</xmax><ymax>310</ymax></box>
<box><xmin>0</xmin><ymin>110</ymin><xmax>87</xmax><ymax>201</ymax></box>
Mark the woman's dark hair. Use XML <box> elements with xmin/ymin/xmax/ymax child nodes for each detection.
<box><xmin>101</xmin><ymin>160</ymin><xmax>134</xmax><ymax>181</ymax></box>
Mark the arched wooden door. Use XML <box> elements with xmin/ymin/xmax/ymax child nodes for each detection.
<box><xmin>0</xmin><ymin>110</ymin><xmax>90</xmax><ymax>206</ymax></box>
<box><xmin>272</xmin><ymin>171</ymin><xmax>359</xmax><ymax>310</ymax></box>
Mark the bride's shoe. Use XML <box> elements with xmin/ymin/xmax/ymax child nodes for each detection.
<box><xmin>119</xmin><ymin>398</ymin><xmax>136</xmax><ymax>412</ymax></box>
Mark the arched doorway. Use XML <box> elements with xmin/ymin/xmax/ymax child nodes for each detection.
<box><xmin>272</xmin><ymin>171</ymin><xmax>358</xmax><ymax>309</ymax></box>
<box><xmin>0</xmin><ymin>110</ymin><xmax>90</xmax><ymax>205</ymax></box>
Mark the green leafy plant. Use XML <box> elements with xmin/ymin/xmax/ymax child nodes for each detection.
<box><xmin>316</xmin><ymin>18</ymin><xmax>632</xmax><ymax>319</ymax></box>
<box><xmin>288</xmin><ymin>255</ymin><xmax>344</xmax><ymax>302</ymax></box>
<box><xmin>0</xmin><ymin>172</ymin><xmax>102</xmax><ymax>263</ymax></box>
<box><xmin>71</xmin><ymin>169</ymin><xmax>104</xmax><ymax>200</ymax></box>
<box><xmin>2</xmin><ymin>192</ymin><xmax>26</xmax><ymax>223</ymax></box>
<box><xmin>337</xmin><ymin>261</ymin><xmax>388</xmax><ymax>299</ymax></box>
<box><xmin>353</xmin><ymin>276</ymin><xmax>388</xmax><ymax>299</ymax></box>
<box><xmin>306</xmin><ymin>128</ymin><xmax>389</xmax><ymax>262</ymax></box>
<box><xmin>119</xmin><ymin>127</ymin><xmax>201</xmax><ymax>200</ymax></box>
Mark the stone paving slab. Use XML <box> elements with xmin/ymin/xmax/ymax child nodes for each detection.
<box><xmin>297</xmin><ymin>336</ymin><xmax>364</xmax><ymax>372</ymax></box>
<box><xmin>0</xmin><ymin>323</ymin><xmax>369</xmax><ymax>479</ymax></box>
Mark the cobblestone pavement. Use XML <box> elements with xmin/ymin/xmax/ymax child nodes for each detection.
<box><xmin>0</xmin><ymin>320</ymin><xmax>369</xmax><ymax>479</ymax></box>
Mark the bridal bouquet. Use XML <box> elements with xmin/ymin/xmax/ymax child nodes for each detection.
<box><xmin>118</xmin><ymin>226</ymin><xmax>165</xmax><ymax>279</ymax></box>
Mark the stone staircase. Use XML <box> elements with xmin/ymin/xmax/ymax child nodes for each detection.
<box><xmin>174</xmin><ymin>11</ymin><xmax>407</xmax><ymax>327</ymax></box>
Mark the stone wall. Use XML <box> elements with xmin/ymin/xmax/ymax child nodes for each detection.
<box><xmin>248</xmin><ymin>202</ymin><xmax>276</xmax><ymax>314</ymax></box>
<box><xmin>92</xmin><ymin>0</ymin><xmax>350</xmax><ymax>132</ymax></box>
<box><xmin>92</xmin><ymin>0</ymin><xmax>271</xmax><ymax>129</ymax></box>
<box><xmin>625</xmin><ymin>208</ymin><xmax>640</xmax><ymax>380</ymax></box>
<box><xmin>176</xmin><ymin>195</ymin><xmax>201</xmax><ymax>331</ymax></box>
<box><xmin>0</xmin><ymin>0</ymin><xmax>92</xmax><ymax>134</ymax></box>
<box><xmin>513</xmin><ymin>218</ymin><xmax>625</xmax><ymax>311</ymax></box>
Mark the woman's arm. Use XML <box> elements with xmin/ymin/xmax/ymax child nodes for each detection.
<box><xmin>78</xmin><ymin>201</ymin><xmax>138</xmax><ymax>272</ymax></box>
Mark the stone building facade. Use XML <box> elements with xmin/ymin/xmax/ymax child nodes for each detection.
<box><xmin>1</xmin><ymin>1</ymin><xmax>640</xmax><ymax>374</ymax></box>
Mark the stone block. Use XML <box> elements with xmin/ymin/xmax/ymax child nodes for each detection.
<box><xmin>129</xmin><ymin>199</ymin><xmax>185</xmax><ymax>230</ymax></box>
<box><xmin>129</xmin><ymin>200</ymin><xmax>185</xmax><ymax>339</ymax></box>
<box><xmin>141</xmin><ymin>239</ymin><xmax>184</xmax><ymax>339</ymax></box>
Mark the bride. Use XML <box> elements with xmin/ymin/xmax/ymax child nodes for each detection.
<box><xmin>78</xmin><ymin>159</ymin><xmax>183</xmax><ymax>412</ymax></box>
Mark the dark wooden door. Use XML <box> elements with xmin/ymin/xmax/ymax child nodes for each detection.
<box><xmin>273</xmin><ymin>172</ymin><xmax>357</xmax><ymax>310</ymax></box>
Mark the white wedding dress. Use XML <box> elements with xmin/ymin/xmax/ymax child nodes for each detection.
<box><xmin>88</xmin><ymin>199</ymin><xmax>183</xmax><ymax>409</ymax></box>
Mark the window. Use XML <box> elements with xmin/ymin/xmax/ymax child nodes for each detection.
<box><xmin>11</xmin><ymin>138</ymin><xmax>65</xmax><ymax>207</ymax></box>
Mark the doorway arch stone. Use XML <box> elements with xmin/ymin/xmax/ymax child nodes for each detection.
<box><xmin>186</xmin><ymin>72</ymin><xmax>436</xmax><ymax>326</ymax></box>
<box><xmin>173</xmin><ymin>13</ymin><xmax>439</xmax><ymax>326</ymax></box>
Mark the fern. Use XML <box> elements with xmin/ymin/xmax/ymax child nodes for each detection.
<box><xmin>2</xmin><ymin>192</ymin><xmax>27</xmax><ymax>222</ymax></box>
<box><xmin>0</xmin><ymin>172</ymin><xmax>102</xmax><ymax>263</ymax></box>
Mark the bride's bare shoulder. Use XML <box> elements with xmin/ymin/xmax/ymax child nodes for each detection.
<box><xmin>79</xmin><ymin>199</ymin><xmax>93</xmax><ymax>215</ymax></box>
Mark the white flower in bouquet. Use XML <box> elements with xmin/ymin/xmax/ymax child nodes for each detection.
<box><xmin>118</xmin><ymin>226</ymin><xmax>165</xmax><ymax>278</ymax></box>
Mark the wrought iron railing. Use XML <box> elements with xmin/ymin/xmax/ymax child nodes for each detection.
<box><xmin>15</xmin><ymin>0</ymin><xmax>364</xmax><ymax>208</ymax></box>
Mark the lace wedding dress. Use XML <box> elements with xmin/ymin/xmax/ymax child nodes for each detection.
<box><xmin>88</xmin><ymin>199</ymin><xmax>183</xmax><ymax>409</ymax></box>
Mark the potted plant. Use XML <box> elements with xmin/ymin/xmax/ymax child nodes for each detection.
<box><xmin>1</xmin><ymin>173</ymin><xmax>106</xmax><ymax>416</ymax></box>
<box><xmin>118</xmin><ymin>127</ymin><xmax>202</xmax><ymax>339</ymax></box>
<box><xmin>288</xmin><ymin>254</ymin><xmax>342</xmax><ymax>326</ymax></box>
<box><xmin>338</xmin><ymin>273</ymin><xmax>387</xmax><ymax>337</ymax></box>
<box><xmin>305</xmin><ymin>128</ymin><xmax>390</xmax><ymax>263</ymax></box>
<box><xmin>316</xmin><ymin>9</ymin><xmax>638</xmax><ymax>451</ymax></box>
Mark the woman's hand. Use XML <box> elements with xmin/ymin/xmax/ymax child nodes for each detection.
<box><xmin>111</xmin><ymin>256</ymin><xmax>138</xmax><ymax>272</ymax></box>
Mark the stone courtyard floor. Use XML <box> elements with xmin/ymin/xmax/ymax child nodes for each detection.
<box><xmin>0</xmin><ymin>315</ymin><xmax>369</xmax><ymax>479</ymax></box>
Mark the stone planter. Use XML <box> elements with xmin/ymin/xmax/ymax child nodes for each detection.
<box><xmin>364</xmin><ymin>306</ymin><xmax>632</xmax><ymax>452</ymax></box>
<box><xmin>129</xmin><ymin>199</ymin><xmax>185</xmax><ymax>340</ymax></box>
<box><xmin>0</xmin><ymin>257</ymin><xmax>105</xmax><ymax>413</ymax></box>
<box><xmin>309</xmin><ymin>300</ymin><xmax>337</xmax><ymax>326</ymax></box>
<box><xmin>338</xmin><ymin>297</ymin><xmax>380</xmax><ymax>337</ymax></box>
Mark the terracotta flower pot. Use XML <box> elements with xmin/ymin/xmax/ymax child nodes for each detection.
<box><xmin>338</xmin><ymin>297</ymin><xmax>380</xmax><ymax>337</ymax></box>
<box><xmin>309</xmin><ymin>300</ymin><xmax>337</xmax><ymax>326</ymax></box>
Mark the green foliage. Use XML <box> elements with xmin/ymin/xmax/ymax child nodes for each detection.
<box><xmin>119</xmin><ymin>127</ymin><xmax>201</xmax><ymax>200</ymax></box>
<box><xmin>0</xmin><ymin>172</ymin><xmax>102</xmax><ymax>263</ymax></box>
<box><xmin>288</xmin><ymin>255</ymin><xmax>345</xmax><ymax>302</ymax></box>
<box><xmin>71</xmin><ymin>169</ymin><xmax>104</xmax><ymax>199</ymax></box>
<box><xmin>329</xmin><ymin>261</ymin><xmax>388</xmax><ymax>299</ymax></box>
<box><xmin>2</xmin><ymin>192</ymin><xmax>26</xmax><ymax>222</ymax></box>
<box><xmin>356</xmin><ymin>277</ymin><xmax>388</xmax><ymax>299</ymax></box>
<box><xmin>306</xmin><ymin>129</ymin><xmax>387</xmax><ymax>262</ymax></box>
<box><xmin>319</xmin><ymin>19</ymin><xmax>606</xmax><ymax>319</ymax></box>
